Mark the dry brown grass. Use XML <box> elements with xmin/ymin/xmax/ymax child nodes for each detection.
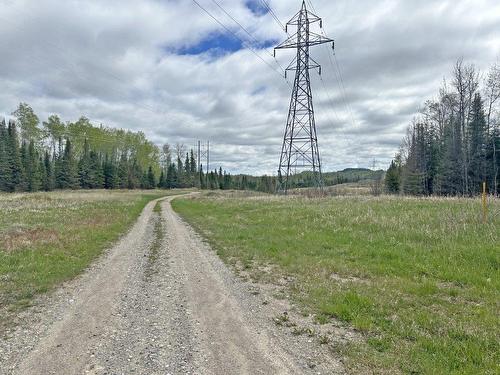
<box><xmin>1</xmin><ymin>227</ymin><xmax>60</xmax><ymax>252</ymax></box>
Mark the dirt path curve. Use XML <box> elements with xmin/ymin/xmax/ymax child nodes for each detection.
<box><xmin>1</xmin><ymin>196</ymin><xmax>344</xmax><ymax>374</ymax></box>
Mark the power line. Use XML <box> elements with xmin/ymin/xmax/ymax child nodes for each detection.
<box><xmin>208</xmin><ymin>0</ymin><xmax>289</xmax><ymax>78</ymax></box>
<box><xmin>259</xmin><ymin>0</ymin><xmax>286</xmax><ymax>32</ymax></box>
<box><xmin>210</xmin><ymin>0</ymin><xmax>260</xmax><ymax>47</ymax></box>
<box><xmin>191</xmin><ymin>0</ymin><xmax>286</xmax><ymax>80</ymax></box>
<box><xmin>306</xmin><ymin>0</ymin><xmax>358</xmax><ymax>133</ymax></box>
<box><xmin>305</xmin><ymin>0</ymin><xmax>361</xmax><ymax>167</ymax></box>
<box><xmin>2</xmin><ymin>3</ymin><xmax>284</xmax><ymax>131</ymax></box>
<box><xmin>305</xmin><ymin>0</ymin><xmax>317</xmax><ymax>13</ymax></box>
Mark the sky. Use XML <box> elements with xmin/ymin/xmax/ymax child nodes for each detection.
<box><xmin>0</xmin><ymin>0</ymin><xmax>499</xmax><ymax>175</ymax></box>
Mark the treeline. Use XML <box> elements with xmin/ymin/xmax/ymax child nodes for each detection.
<box><xmin>0</xmin><ymin>103</ymin><xmax>237</xmax><ymax>193</ymax></box>
<box><xmin>225</xmin><ymin>169</ymin><xmax>384</xmax><ymax>194</ymax></box>
<box><xmin>0</xmin><ymin>109</ymin><xmax>160</xmax><ymax>192</ymax></box>
<box><xmin>386</xmin><ymin>60</ymin><xmax>500</xmax><ymax>196</ymax></box>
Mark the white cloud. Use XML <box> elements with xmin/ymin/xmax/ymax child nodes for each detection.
<box><xmin>0</xmin><ymin>0</ymin><xmax>499</xmax><ymax>174</ymax></box>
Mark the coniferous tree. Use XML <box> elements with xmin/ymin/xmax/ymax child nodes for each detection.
<box><xmin>103</xmin><ymin>154</ymin><xmax>117</xmax><ymax>189</ymax></box>
<box><xmin>385</xmin><ymin>159</ymin><xmax>401</xmax><ymax>194</ymax></box>
<box><xmin>42</xmin><ymin>151</ymin><xmax>54</xmax><ymax>191</ymax></box>
<box><xmin>54</xmin><ymin>138</ymin><xmax>63</xmax><ymax>189</ymax></box>
<box><xmin>89</xmin><ymin>151</ymin><xmax>104</xmax><ymax>188</ymax></box>
<box><xmin>190</xmin><ymin>149</ymin><xmax>197</xmax><ymax>174</ymax></box>
<box><xmin>166</xmin><ymin>163</ymin><xmax>177</xmax><ymax>188</ymax></box>
<box><xmin>184</xmin><ymin>153</ymin><xmax>190</xmax><ymax>176</ymax></box>
<box><xmin>78</xmin><ymin>139</ymin><xmax>92</xmax><ymax>189</ymax></box>
<box><xmin>147</xmin><ymin>166</ymin><xmax>155</xmax><ymax>189</ymax></box>
<box><xmin>0</xmin><ymin>119</ymin><xmax>8</xmax><ymax>191</ymax></box>
<box><xmin>59</xmin><ymin>139</ymin><xmax>78</xmax><ymax>189</ymax></box>
<box><xmin>2</xmin><ymin>104</ymin><xmax>237</xmax><ymax>193</ymax></box>
<box><xmin>401</xmin><ymin>125</ymin><xmax>426</xmax><ymax>195</ymax></box>
<box><xmin>177</xmin><ymin>156</ymin><xmax>184</xmax><ymax>187</ymax></box>
<box><xmin>218</xmin><ymin>167</ymin><xmax>223</xmax><ymax>190</ymax></box>
<box><xmin>6</xmin><ymin>121</ymin><xmax>24</xmax><ymax>192</ymax></box>
<box><xmin>24</xmin><ymin>140</ymin><xmax>40</xmax><ymax>191</ymax></box>
<box><xmin>117</xmin><ymin>153</ymin><xmax>128</xmax><ymax>189</ymax></box>
<box><xmin>129</xmin><ymin>158</ymin><xmax>142</xmax><ymax>189</ymax></box>
<box><xmin>158</xmin><ymin>169</ymin><xmax>165</xmax><ymax>188</ymax></box>
<box><xmin>184</xmin><ymin>152</ymin><xmax>191</xmax><ymax>187</ymax></box>
<box><xmin>468</xmin><ymin>93</ymin><xmax>488</xmax><ymax>194</ymax></box>
<box><xmin>38</xmin><ymin>155</ymin><xmax>47</xmax><ymax>192</ymax></box>
<box><xmin>223</xmin><ymin>171</ymin><xmax>231</xmax><ymax>190</ymax></box>
<box><xmin>199</xmin><ymin>164</ymin><xmax>206</xmax><ymax>189</ymax></box>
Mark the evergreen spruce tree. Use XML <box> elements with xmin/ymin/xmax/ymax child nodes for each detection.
<box><xmin>223</xmin><ymin>171</ymin><xmax>231</xmax><ymax>190</ymax></box>
<box><xmin>117</xmin><ymin>153</ymin><xmax>128</xmax><ymax>189</ymax></box>
<box><xmin>158</xmin><ymin>169</ymin><xmax>166</xmax><ymax>189</ymax></box>
<box><xmin>177</xmin><ymin>157</ymin><xmax>184</xmax><ymax>187</ymax></box>
<box><xmin>190</xmin><ymin>149</ymin><xmax>197</xmax><ymax>174</ymax></box>
<box><xmin>89</xmin><ymin>151</ymin><xmax>104</xmax><ymax>189</ymax></box>
<box><xmin>38</xmin><ymin>155</ymin><xmax>47</xmax><ymax>192</ymax></box>
<box><xmin>20</xmin><ymin>141</ymin><xmax>28</xmax><ymax>190</ymax></box>
<box><xmin>218</xmin><ymin>167</ymin><xmax>223</xmax><ymax>190</ymax></box>
<box><xmin>209</xmin><ymin>170</ymin><xmax>217</xmax><ymax>190</ymax></box>
<box><xmin>6</xmin><ymin>121</ymin><xmax>24</xmax><ymax>192</ymax></box>
<box><xmin>0</xmin><ymin>118</ymin><xmax>8</xmax><ymax>191</ymax></box>
<box><xmin>494</xmin><ymin>127</ymin><xmax>500</xmax><ymax>194</ymax></box>
<box><xmin>129</xmin><ymin>158</ymin><xmax>142</xmax><ymax>189</ymax></box>
<box><xmin>147</xmin><ymin>166</ymin><xmax>156</xmax><ymax>189</ymax></box>
<box><xmin>166</xmin><ymin>163</ymin><xmax>177</xmax><ymax>189</ymax></box>
<box><xmin>184</xmin><ymin>153</ymin><xmax>190</xmax><ymax>176</ymax></box>
<box><xmin>60</xmin><ymin>139</ymin><xmax>79</xmax><ymax>189</ymax></box>
<box><xmin>43</xmin><ymin>151</ymin><xmax>54</xmax><ymax>191</ymax></box>
<box><xmin>54</xmin><ymin>137</ymin><xmax>64</xmax><ymax>189</ymax></box>
<box><xmin>103</xmin><ymin>154</ymin><xmax>117</xmax><ymax>189</ymax></box>
<box><xmin>199</xmin><ymin>164</ymin><xmax>206</xmax><ymax>189</ymax></box>
<box><xmin>241</xmin><ymin>175</ymin><xmax>248</xmax><ymax>190</ymax></box>
<box><xmin>25</xmin><ymin>140</ymin><xmax>40</xmax><ymax>191</ymax></box>
<box><xmin>468</xmin><ymin>93</ymin><xmax>487</xmax><ymax>195</ymax></box>
<box><xmin>78</xmin><ymin>139</ymin><xmax>92</xmax><ymax>189</ymax></box>
<box><xmin>184</xmin><ymin>153</ymin><xmax>191</xmax><ymax>186</ymax></box>
<box><xmin>385</xmin><ymin>160</ymin><xmax>401</xmax><ymax>194</ymax></box>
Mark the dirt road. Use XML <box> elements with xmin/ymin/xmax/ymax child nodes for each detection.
<box><xmin>1</xmin><ymin>197</ymin><xmax>344</xmax><ymax>374</ymax></box>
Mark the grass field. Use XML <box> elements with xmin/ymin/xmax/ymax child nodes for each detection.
<box><xmin>0</xmin><ymin>189</ymin><xmax>183</xmax><ymax>331</ymax></box>
<box><xmin>172</xmin><ymin>192</ymin><xmax>500</xmax><ymax>374</ymax></box>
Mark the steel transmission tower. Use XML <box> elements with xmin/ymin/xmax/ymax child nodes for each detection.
<box><xmin>274</xmin><ymin>1</ymin><xmax>334</xmax><ymax>194</ymax></box>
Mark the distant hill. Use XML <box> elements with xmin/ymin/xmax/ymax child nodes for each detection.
<box><xmin>230</xmin><ymin>168</ymin><xmax>385</xmax><ymax>192</ymax></box>
<box><xmin>322</xmin><ymin>168</ymin><xmax>384</xmax><ymax>187</ymax></box>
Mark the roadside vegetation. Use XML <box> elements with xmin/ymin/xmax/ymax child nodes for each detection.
<box><xmin>386</xmin><ymin>60</ymin><xmax>499</xmax><ymax>197</ymax></box>
<box><xmin>0</xmin><ymin>190</ymin><xmax>180</xmax><ymax>332</ymax></box>
<box><xmin>173</xmin><ymin>193</ymin><xmax>500</xmax><ymax>374</ymax></box>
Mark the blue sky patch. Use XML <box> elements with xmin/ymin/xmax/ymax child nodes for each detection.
<box><xmin>178</xmin><ymin>31</ymin><xmax>278</xmax><ymax>57</ymax></box>
<box><xmin>245</xmin><ymin>0</ymin><xmax>269</xmax><ymax>16</ymax></box>
<box><xmin>179</xmin><ymin>32</ymin><xmax>243</xmax><ymax>56</ymax></box>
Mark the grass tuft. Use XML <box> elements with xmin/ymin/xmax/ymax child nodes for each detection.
<box><xmin>0</xmin><ymin>190</ymin><xmax>184</xmax><ymax>333</ymax></box>
<box><xmin>172</xmin><ymin>193</ymin><xmax>500</xmax><ymax>374</ymax></box>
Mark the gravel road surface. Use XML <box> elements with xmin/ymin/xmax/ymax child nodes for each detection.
<box><xmin>0</xmin><ymin>196</ymin><xmax>344</xmax><ymax>374</ymax></box>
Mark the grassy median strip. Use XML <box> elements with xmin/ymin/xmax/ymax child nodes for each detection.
<box><xmin>172</xmin><ymin>193</ymin><xmax>500</xmax><ymax>374</ymax></box>
<box><xmin>0</xmin><ymin>190</ymin><xmax>182</xmax><ymax>332</ymax></box>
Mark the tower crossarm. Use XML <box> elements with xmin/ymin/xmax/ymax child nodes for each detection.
<box><xmin>285</xmin><ymin>56</ymin><xmax>322</xmax><ymax>78</ymax></box>
<box><xmin>285</xmin><ymin>7</ymin><xmax>322</xmax><ymax>30</ymax></box>
<box><xmin>274</xmin><ymin>31</ymin><xmax>333</xmax><ymax>52</ymax></box>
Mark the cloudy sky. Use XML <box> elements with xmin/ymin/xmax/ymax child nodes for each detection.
<box><xmin>0</xmin><ymin>0</ymin><xmax>499</xmax><ymax>174</ymax></box>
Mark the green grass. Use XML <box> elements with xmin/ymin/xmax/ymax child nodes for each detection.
<box><xmin>172</xmin><ymin>193</ymin><xmax>500</xmax><ymax>374</ymax></box>
<box><xmin>146</xmin><ymin>201</ymin><xmax>164</xmax><ymax>279</ymax></box>
<box><xmin>0</xmin><ymin>189</ymin><xmax>184</xmax><ymax>332</ymax></box>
